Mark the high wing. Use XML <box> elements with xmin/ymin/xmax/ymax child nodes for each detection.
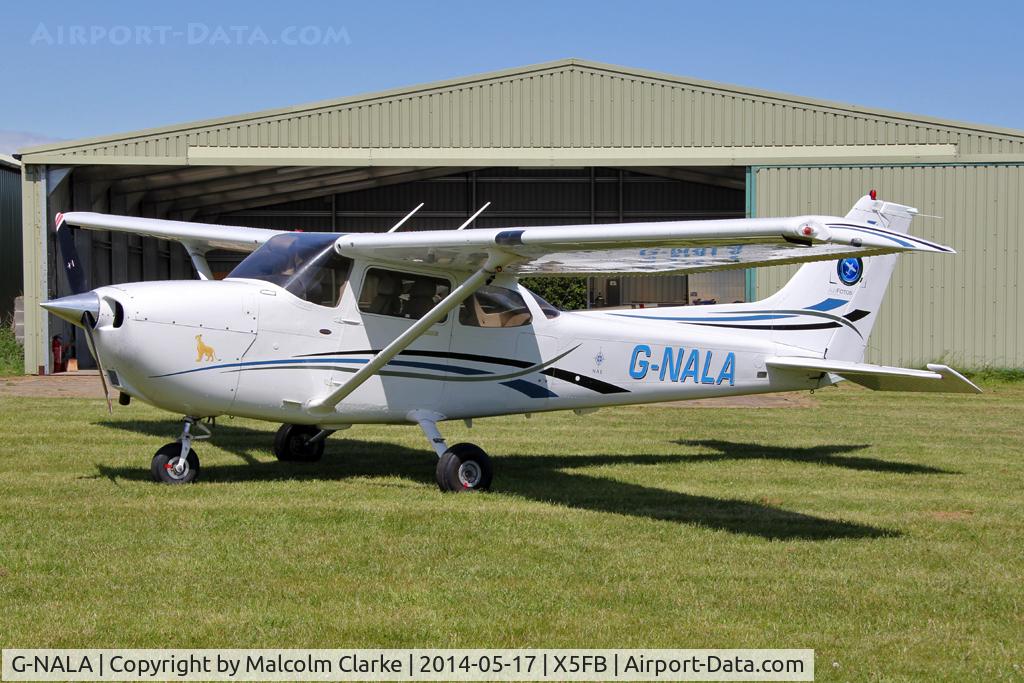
<box><xmin>335</xmin><ymin>214</ymin><xmax>954</xmax><ymax>276</ymax></box>
<box><xmin>63</xmin><ymin>199</ymin><xmax>954</xmax><ymax>279</ymax></box>
<box><xmin>60</xmin><ymin>211</ymin><xmax>287</xmax><ymax>280</ymax></box>
<box><xmin>61</xmin><ymin>212</ymin><xmax>285</xmax><ymax>253</ymax></box>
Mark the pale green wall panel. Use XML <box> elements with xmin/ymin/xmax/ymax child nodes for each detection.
<box><xmin>20</xmin><ymin>60</ymin><xmax>1024</xmax><ymax>163</ymax></box>
<box><xmin>20</xmin><ymin>166</ymin><xmax>46</xmax><ymax>374</ymax></box>
<box><xmin>754</xmin><ymin>165</ymin><xmax>1023</xmax><ymax>367</ymax></box>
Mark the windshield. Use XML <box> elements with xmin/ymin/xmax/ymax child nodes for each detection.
<box><xmin>228</xmin><ymin>233</ymin><xmax>352</xmax><ymax>307</ymax></box>
<box><xmin>523</xmin><ymin>287</ymin><xmax>561</xmax><ymax>319</ymax></box>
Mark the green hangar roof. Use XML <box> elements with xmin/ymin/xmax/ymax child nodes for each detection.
<box><xmin>18</xmin><ymin>58</ymin><xmax>1024</xmax><ymax>166</ymax></box>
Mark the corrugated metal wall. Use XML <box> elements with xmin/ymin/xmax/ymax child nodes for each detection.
<box><xmin>754</xmin><ymin>165</ymin><xmax>1023</xmax><ymax>367</ymax></box>
<box><xmin>28</xmin><ymin>61</ymin><xmax>1024</xmax><ymax>162</ymax></box>
<box><xmin>0</xmin><ymin>166</ymin><xmax>22</xmax><ymax>320</ymax></box>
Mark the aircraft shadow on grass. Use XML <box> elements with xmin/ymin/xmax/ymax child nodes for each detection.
<box><xmin>93</xmin><ymin>420</ymin><xmax>917</xmax><ymax>542</ymax></box>
<box><xmin>672</xmin><ymin>439</ymin><xmax>957</xmax><ymax>475</ymax></box>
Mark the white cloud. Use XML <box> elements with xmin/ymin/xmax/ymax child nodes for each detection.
<box><xmin>0</xmin><ymin>130</ymin><xmax>64</xmax><ymax>155</ymax></box>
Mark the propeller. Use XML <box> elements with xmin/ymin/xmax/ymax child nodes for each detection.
<box><xmin>80</xmin><ymin>311</ymin><xmax>113</xmax><ymax>414</ymax></box>
<box><xmin>55</xmin><ymin>212</ymin><xmax>87</xmax><ymax>294</ymax></box>
<box><xmin>45</xmin><ymin>214</ymin><xmax>112</xmax><ymax>411</ymax></box>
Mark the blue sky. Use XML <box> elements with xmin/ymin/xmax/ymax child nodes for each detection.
<box><xmin>1</xmin><ymin>0</ymin><xmax>1021</xmax><ymax>151</ymax></box>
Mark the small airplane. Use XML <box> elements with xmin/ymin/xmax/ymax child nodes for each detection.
<box><xmin>43</xmin><ymin>192</ymin><xmax>979</xmax><ymax>490</ymax></box>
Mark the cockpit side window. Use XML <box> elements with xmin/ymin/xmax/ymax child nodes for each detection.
<box><xmin>358</xmin><ymin>268</ymin><xmax>452</xmax><ymax>321</ymax></box>
<box><xmin>459</xmin><ymin>286</ymin><xmax>533</xmax><ymax>328</ymax></box>
<box><xmin>228</xmin><ymin>233</ymin><xmax>352</xmax><ymax>307</ymax></box>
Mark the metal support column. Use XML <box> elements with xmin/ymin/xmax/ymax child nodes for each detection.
<box><xmin>744</xmin><ymin>166</ymin><xmax>757</xmax><ymax>302</ymax></box>
<box><xmin>20</xmin><ymin>165</ymin><xmax>48</xmax><ymax>374</ymax></box>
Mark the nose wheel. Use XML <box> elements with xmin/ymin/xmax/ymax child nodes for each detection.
<box><xmin>151</xmin><ymin>444</ymin><xmax>200</xmax><ymax>484</ymax></box>
<box><xmin>150</xmin><ymin>416</ymin><xmax>210</xmax><ymax>484</ymax></box>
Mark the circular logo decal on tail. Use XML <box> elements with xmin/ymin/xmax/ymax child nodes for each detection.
<box><xmin>837</xmin><ymin>257</ymin><xmax>864</xmax><ymax>285</ymax></box>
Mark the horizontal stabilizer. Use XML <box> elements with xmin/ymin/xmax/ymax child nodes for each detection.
<box><xmin>766</xmin><ymin>357</ymin><xmax>981</xmax><ymax>394</ymax></box>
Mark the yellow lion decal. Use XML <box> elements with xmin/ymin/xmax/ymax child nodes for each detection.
<box><xmin>195</xmin><ymin>334</ymin><xmax>218</xmax><ymax>362</ymax></box>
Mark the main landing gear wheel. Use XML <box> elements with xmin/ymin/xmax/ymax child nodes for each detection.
<box><xmin>151</xmin><ymin>443</ymin><xmax>200</xmax><ymax>484</ymax></box>
<box><xmin>274</xmin><ymin>424</ymin><xmax>325</xmax><ymax>462</ymax></box>
<box><xmin>436</xmin><ymin>443</ymin><xmax>493</xmax><ymax>492</ymax></box>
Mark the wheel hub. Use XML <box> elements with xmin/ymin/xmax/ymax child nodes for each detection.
<box><xmin>290</xmin><ymin>436</ymin><xmax>311</xmax><ymax>457</ymax></box>
<box><xmin>166</xmin><ymin>457</ymin><xmax>189</xmax><ymax>479</ymax></box>
<box><xmin>457</xmin><ymin>460</ymin><xmax>482</xmax><ymax>488</ymax></box>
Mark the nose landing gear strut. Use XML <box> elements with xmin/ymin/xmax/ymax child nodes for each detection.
<box><xmin>150</xmin><ymin>417</ymin><xmax>211</xmax><ymax>484</ymax></box>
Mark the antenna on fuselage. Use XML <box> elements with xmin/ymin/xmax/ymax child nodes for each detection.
<box><xmin>387</xmin><ymin>203</ymin><xmax>424</xmax><ymax>233</ymax></box>
<box><xmin>457</xmin><ymin>201</ymin><xmax>491</xmax><ymax>230</ymax></box>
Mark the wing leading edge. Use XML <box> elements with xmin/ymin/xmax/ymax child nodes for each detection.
<box><xmin>61</xmin><ymin>195</ymin><xmax>954</xmax><ymax>278</ymax></box>
<box><xmin>335</xmin><ymin>214</ymin><xmax>954</xmax><ymax>276</ymax></box>
<box><xmin>60</xmin><ymin>212</ymin><xmax>285</xmax><ymax>254</ymax></box>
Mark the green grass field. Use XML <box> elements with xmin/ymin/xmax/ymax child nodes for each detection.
<box><xmin>1</xmin><ymin>383</ymin><xmax>1022</xmax><ymax>681</ymax></box>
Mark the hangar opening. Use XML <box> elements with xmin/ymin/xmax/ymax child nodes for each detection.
<box><xmin>207</xmin><ymin>166</ymin><xmax>746</xmax><ymax>306</ymax></box>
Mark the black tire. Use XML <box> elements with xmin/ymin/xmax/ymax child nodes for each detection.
<box><xmin>151</xmin><ymin>443</ymin><xmax>200</xmax><ymax>484</ymax></box>
<box><xmin>436</xmin><ymin>442</ymin><xmax>493</xmax><ymax>492</ymax></box>
<box><xmin>273</xmin><ymin>424</ymin><xmax>325</xmax><ymax>462</ymax></box>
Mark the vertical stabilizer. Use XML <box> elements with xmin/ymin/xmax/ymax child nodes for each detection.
<box><xmin>756</xmin><ymin>194</ymin><xmax>918</xmax><ymax>361</ymax></box>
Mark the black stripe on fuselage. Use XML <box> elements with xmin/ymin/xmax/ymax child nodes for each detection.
<box><xmin>239</xmin><ymin>351</ymin><xmax>630</xmax><ymax>394</ymax></box>
<box><xmin>294</xmin><ymin>348</ymin><xmax>534</xmax><ymax>369</ymax></box>
<box><xmin>688</xmin><ymin>308</ymin><xmax>872</xmax><ymax>333</ymax></box>
<box><xmin>297</xmin><ymin>349</ymin><xmax>629</xmax><ymax>393</ymax></box>
<box><xmin>689</xmin><ymin>321</ymin><xmax>842</xmax><ymax>332</ymax></box>
<box><xmin>844</xmin><ymin>309</ymin><xmax>870</xmax><ymax>322</ymax></box>
<box><xmin>541</xmin><ymin>367</ymin><xmax>630</xmax><ymax>394</ymax></box>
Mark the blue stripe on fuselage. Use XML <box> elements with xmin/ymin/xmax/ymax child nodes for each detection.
<box><xmin>154</xmin><ymin>356</ymin><xmax>488</xmax><ymax>379</ymax></box>
<box><xmin>804</xmin><ymin>298</ymin><xmax>848</xmax><ymax>311</ymax></box>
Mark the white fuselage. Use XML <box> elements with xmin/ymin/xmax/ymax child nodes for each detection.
<box><xmin>88</xmin><ymin>263</ymin><xmax>819</xmax><ymax>427</ymax></box>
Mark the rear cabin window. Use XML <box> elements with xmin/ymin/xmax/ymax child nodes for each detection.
<box><xmin>358</xmin><ymin>268</ymin><xmax>452</xmax><ymax>321</ymax></box>
<box><xmin>459</xmin><ymin>286</ymin><xmax>533</xmax><ymax>328</ymax></box>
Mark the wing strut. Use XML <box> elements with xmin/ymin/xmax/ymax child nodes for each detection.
<box><xmin>183</xmin><ymin>244</ymin><xmax>214</xmax><ymax>280</ymax></box>
<box><xmin>305</xmin><ymin>250</ymin><xmax>516</xmax><ymax>416</ymax></box>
